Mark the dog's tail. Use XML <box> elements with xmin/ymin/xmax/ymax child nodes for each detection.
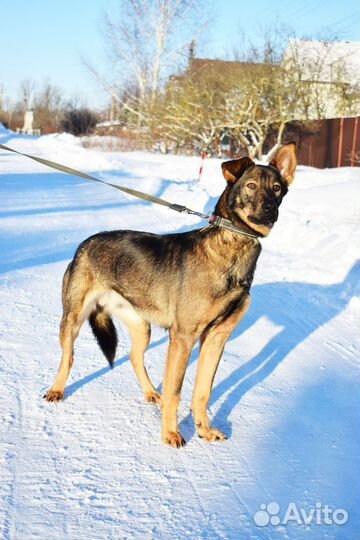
<box><xmin>89</xmin><ymin>306</ymin><xmax>117</xmax><ymax>367</ymax></box>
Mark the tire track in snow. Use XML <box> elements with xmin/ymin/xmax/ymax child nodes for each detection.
<box><xmin>0</xmin><ymin>289</ymin><xmax>30</xmax><ymax>540</ymax></box>
<box><xmin>173</xmin><ymin>358</ymin><xmax>274</xmax><ymax>540</ymax></box>
<box><xmin>188</xmin><ymin>435</ymin><xmax>274</xmax><ymax>539</ymax></box>
<box><xmin>0</xmin><ymin>363</ymin><xmax>22</xmax><ymax>540</ymax></box>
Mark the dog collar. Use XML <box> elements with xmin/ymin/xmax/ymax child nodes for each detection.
<box><xmin>209</xmin><ymin>214</ymin><xmax>260</xmax><ymax>240</ymax></box>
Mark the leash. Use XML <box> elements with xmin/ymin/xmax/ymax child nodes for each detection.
<box><xmin>0</xmin><ymin>142</ymin><xmax>259</xmax><ymax>240</ymax></box>
<box><xmin>0</xmin><ymin>143</ymin><xmax>209</xmax><ymax>219</ymax></box>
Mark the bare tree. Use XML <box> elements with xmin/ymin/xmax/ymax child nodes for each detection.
<box><xmin>155</xmin><ymin>25</ymin><xmax>299</xmax><ymax>159</ymax></box>
<box><xmin>88</xmin><ymin>0</ymin><xmax>208</xmax><ymax>129</ymax></box>
<box><xmin>33</xmin><ymin>81</ymin><xmax>64</xmax><ymax>132</ymax></box>
<box><xmin>157</xmin><ymin>77</ymin><xmax>228</xmax><ymax>153</ymax></box>
<box><xmin>19</xmin><ymin>79</ymin><xmax>36</xmax><ymax>110</ymax></box>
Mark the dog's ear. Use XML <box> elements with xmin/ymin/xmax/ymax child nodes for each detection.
<box><xmin>221</xmin><ymin>157</ymin><xmax>254</xmax><ymax>184</ymax></box>
<box><xmin>270</xmin><ymin>142</ymin><xmax>297</xmax><ymax>185</ymax></box>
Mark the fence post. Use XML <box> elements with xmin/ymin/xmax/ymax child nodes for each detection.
<box><xmin>337</xmin><ymin>117</ymin><xmax>344</xmax><ymax>168</ymax></box>
<box><xmin>351</xmin><ymin>117</ymin><xmax>359</xmax><ymax>167</ymax></box>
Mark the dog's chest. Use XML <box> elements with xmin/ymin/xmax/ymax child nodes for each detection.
<box><xmin>225</xmin><ymin>263</ymin><xmax>255</xmax><ymax>292</ymax></box>
<box><xmin>219</xmin><ymin>243</ymin><xmax>260</xmax><ymax>295</ymax></box>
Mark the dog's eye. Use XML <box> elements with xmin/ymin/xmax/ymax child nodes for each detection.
<box><xmin>273</xmin><ymin>184</ymin><xmax>281</xmax><ymax>192</ymax></box>
<box><xmin>247</xmin><ymin>183</ymin><xmax>257</xmax><ymax>190</ymax></box>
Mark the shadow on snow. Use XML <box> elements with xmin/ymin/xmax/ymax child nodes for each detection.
<box><xmin>63</xmin><ymin>261</ymin><xmax>360</xmax><ymax>445</ymax></box>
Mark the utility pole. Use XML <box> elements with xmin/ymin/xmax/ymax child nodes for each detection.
<box><xmin>110</xmin><ymin>91</ymin><xmax>116</xmax><ymax>123</ymax></box>
<box><xmin>0</xmin><ymin>85</ymin><xmax>4</xmax><ymax>111</ymax></box>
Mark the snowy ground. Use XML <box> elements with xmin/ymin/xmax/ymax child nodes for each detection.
<box><xmin>0</xmin><ymin>127</ymin><xmax>359</xmax><ymax>540</ymax></box>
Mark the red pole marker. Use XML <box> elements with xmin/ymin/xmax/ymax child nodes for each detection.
<box><xmin>197</xmin><ymin>151</ymin><xmax>207</xmax><ymax>181</ymax></box>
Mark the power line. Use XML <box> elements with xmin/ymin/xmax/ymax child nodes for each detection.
<box><xmin>323</xmin><ymin>9</ymin><xmax>360</xmax><ymax>30</ymax></box>
<box><xmin>284</xmin><ymin>0</ymin><xmax>328</xmax><ymax>23</ymax></box>
<box><xmin>335</xmin><ymin>20</ymin><xmax>360</xmax><ymax>37</ymax></box>
<box><xmin>260</xmin><ymin>0</ymin><xmax>296</xmax><ymax>18</ymax></box>
<box><xmin>309</xmin><ymin>9</ymin><xmax>360</xmax><ymax>40</ymax></box>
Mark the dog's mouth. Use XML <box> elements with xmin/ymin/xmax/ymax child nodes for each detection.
<box><xmin>248</xmin><ymin>215</ymin><xmax>277</xmax><ymax>227</ymax></box>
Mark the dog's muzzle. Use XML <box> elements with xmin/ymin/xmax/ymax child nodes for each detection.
<box><xmin>249</xmin><ymin>203</ymin><xmax>278</xmax><ymax>226</ymax></box>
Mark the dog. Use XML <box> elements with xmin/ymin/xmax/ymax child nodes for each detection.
<box><xmin>44</xmin><ymin>142</ymin><xmax>297</xmax><ymax>447</ymax></box>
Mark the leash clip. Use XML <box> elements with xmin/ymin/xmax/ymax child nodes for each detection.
<box><xmin>169</xmin><ymin>203</ymin><xmax>188</xmax><ymax>213</ymax></box>
<box><xmin>169</xmin><ymin>204</ymin><xmax>210</xmax><ymax>219</ymax></box>
<box><xmin>209</xmin><ymin>214</ymin><xmax>222</xmax><ymax>226</ymax></box>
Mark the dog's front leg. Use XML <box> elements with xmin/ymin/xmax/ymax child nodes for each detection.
<box><xmin>161</xmin><ymin>329</ymin><xmax>194</xmax><ymax>448</ymax></box>
<box><xmin>192</xmin><ymin>294</ymin><xmax>251</xmax><ymax>442</ymax></box>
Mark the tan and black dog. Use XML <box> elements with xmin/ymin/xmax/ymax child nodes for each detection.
<box><xmin>44</xmin><ymin>142</ymin><xmax>297</xmax><ymax>447</ymax></box>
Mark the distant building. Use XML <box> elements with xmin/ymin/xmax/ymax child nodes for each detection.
<box><xmin>283</xmin><ymin>39</ymin><xmax>360</xmax><ymax>119</ymax></box>
<box><xmin>283</xmin><ymin>39</ymin><xmax>360</xmax><ymax>85</ymax></box>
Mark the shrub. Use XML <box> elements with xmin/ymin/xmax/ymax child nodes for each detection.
<box><xmin>61</xmin><ymin>108</ymin><xmax>97</xmax><ymax>136</ymax></box>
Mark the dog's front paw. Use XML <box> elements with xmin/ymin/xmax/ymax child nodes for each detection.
<box><xmin>198</xmin><ymin>426</ymin><xmax>227</xmax><ymax>443</ymax></box>
<box><xmin>145</xmin><ymin>391</ymin><xmax>162</xmax><ymax>405</ymax></box>
<box><xmin>162</xmin><ymin>431</ymin><xmax>186</xmax><ymax>448</ymax></box>
<box><xmin>43</xmin><ymin>389</ymin><xmax>64</xmax><ymax>402</ymax></box>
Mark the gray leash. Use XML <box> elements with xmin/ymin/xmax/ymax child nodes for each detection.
<box><xmin>0</xmin><ymin>143</ymin><xmax>210</xmax><ymax>219</ymax></box>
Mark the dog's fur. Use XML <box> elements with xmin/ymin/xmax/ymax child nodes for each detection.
<box><xmin>44</xmin><ymin>143</ymin><xmax>297</xmax><ymax>447</ymax></box>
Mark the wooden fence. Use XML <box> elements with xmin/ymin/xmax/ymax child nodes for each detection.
<box><xmin>291</xmin><ymin>116</ymin><xmax>360</xmax><ymax>168</ymax></box>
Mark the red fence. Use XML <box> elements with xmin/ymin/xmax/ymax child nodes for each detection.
<box><xmin>294</xmin><ymin>116</ymin><xmax>360</xmax><ymax>168</ymax></box>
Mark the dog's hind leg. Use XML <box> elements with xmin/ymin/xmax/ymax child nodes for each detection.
<box><xmin>118</xmin><ymin>311</ymin><xmax>161</xmax><ymax>405</ymax></box>
<box><xmin>44</xmin><ymin>302</ymin><xmax>88</xmax><ymax>401</ymax></box>
<box><xmin>191</xmin><ymin>294</ymin><xmax>251</xmax><ymax>442</ymax></box>
<box><xmin>44</xmin><ymin>266</ymin><xmax>92</xmax><ymax>402</ymax></box>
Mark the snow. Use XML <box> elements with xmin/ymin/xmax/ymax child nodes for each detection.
<box><xmin>0</xmin><ymin>126</ymin><xmax>359</xmax><ymax>539</ymax></box>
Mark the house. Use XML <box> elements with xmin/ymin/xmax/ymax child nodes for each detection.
<box><xmin>282</xmin><ymin>39</ymin><xmax>360</xmax><ymax>119</ymax></box>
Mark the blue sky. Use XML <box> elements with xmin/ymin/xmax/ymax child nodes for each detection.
<box><xmin>1</xmin><ymin>0</ymin><xmax>359</xmax><ymax>109</ymax></box>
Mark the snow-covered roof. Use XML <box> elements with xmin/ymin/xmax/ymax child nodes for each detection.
<box><xmin>283</xmin><ymin>39</ymin><xmax>360</xmax><ymax>85</ymax></box>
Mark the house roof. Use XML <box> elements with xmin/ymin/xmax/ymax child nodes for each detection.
<box><xmin>189</xmin><ymin>57</ymin><xmax>279</xmax><ymax>77</ymax></box>
<box><xmin>283</xmin><ymin>39</ymin><xmax>360</xmax><ymax>85</ymax></box>
<box><xmin>169</xmin><ymin>57</ymin><xmax>279</xmax><ymax>86</ymax></box>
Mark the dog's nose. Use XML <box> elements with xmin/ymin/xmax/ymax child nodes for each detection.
<box><xmin>264</xmin><ymin>202</ymin><xmax>274</xmax><ymax>211</ymax></box>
